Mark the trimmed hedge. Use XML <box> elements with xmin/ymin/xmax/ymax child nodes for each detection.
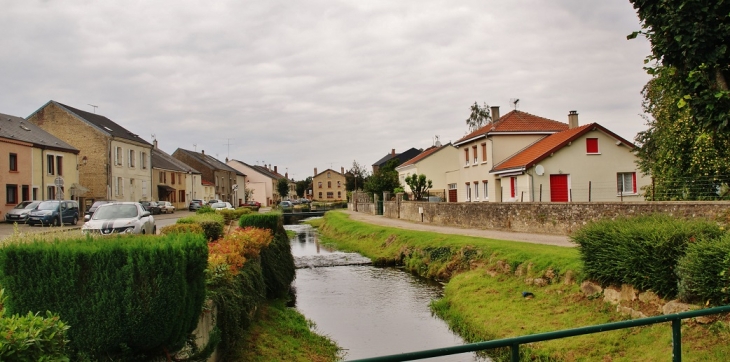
<box><xmin>217</xmin><ymin>208</ymin><xmax>252</xmax><ymax>223</ymax></box>
<box><xmin>0</xmin><ymin>233</ymin><xmax>208</xmax><ymax>359</ymax></box>
<box><xmin>239</xmin><ymin>212</ymin><xmax>295</xmax><ymax>298</ymax></box>
<box><xmin>178</xmin><ymin>213</ymin><xmax>225</xmax><ymax>241</ymax></box>
<box><xmin>677</xmin><ymin>234</ymin><xmax>730</xmax><ymax>305</ymax></box>
<box><xmin>160</xmin><ymin>223</ymin><xmax>204</xmax><ymax>235</ymax></box>
<box><xmin>571</xmin><ymin>214</ymin><xmax>723</xmax><ymax>298</ymax></box>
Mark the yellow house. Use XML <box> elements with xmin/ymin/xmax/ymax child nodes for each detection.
<box><xmin>312</xmin><ymin>167</ymin><xmax>346</xmax><ymax>202</ymax></box>
<box><xmin>396</xmin><ymin>143</ymin><xmax>458</xmax><ymax>201</ymax></box>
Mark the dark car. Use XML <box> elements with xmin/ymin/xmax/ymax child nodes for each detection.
<box><xmin>139</xmin><ymin>201</ymin><xmax>162</xmax><ymax>215</ymax></box>
<box><xmin>189</xmin><ymin>199</ymin><xmax>204</xmax><ymax>211</ymax></box>
<box><xmin>27</xmin><ymin>200</ymin><xmax>79</xmax><ymax>226</ymax></box>
<box><xmin>85</xmin><ymin>200</ymin><xmax>113</xmax><ymax>218</ymax></box>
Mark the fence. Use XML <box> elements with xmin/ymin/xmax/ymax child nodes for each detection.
<box><xmin>403</xmin><ymin>190</ymin><xmax>446</xmax><ymax>202</ymax></box>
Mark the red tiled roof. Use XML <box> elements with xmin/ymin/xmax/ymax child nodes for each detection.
<box><xmin>202</xmin><ymin>180</ymin><xmax>215</xmax><ymax>186</ymax></box>
<box><xmin>454</xmin><ymin>110</ymin><xmax>568</xmax><ymax>145</ymax></box>
<box><xmin>399</xmin><ymin>145</ymin><xmax>442</xmax><ymax>167</ymax></box>
<box><xmin>492</xmin><ymin>123</ymin><xmax>635</xmax><ymax>172</ymax></box>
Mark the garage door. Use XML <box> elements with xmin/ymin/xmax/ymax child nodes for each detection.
<box><xmin>550</xmin><ymin>174</ymin><xmax>569</xmax><ymax>202</ymax></box>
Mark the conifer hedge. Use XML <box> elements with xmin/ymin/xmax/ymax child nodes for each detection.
<box><xmin>239</xmin><ymin>212</ymin><xmax>295</xmax><ymax>298</ymax></box>
<box><xmin>0</xmin><ymin>233</ymin><xmax>208</xmax><ymax>359</ymax></box>
<box><xmin>178</xmin><ymin>213</ymin><xmax>225</xmax><ymax>241</ymax></box>
<box><xmin>571</xmin><ymin>214</ymin><xmax>724</xmax><ymax>298</ymax></box>
<box><xmin>677</xmin><ymin>234</ymin><xmax>730</xmax><ymax>305</ymax></box>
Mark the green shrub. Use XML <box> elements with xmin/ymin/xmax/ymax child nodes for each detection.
<box><xmin>238</xmin><ymin>212</ymin><xmax>295</xmax><ymax>298</ymax></box>
<box><xmin>218</xmin><ymin>208</ymin><xmax>252</xmax><ymax>223</ymax></box>
<box><xmin>0</xmin><ymin>288</ymin><xmax>70</xmax><ymax>362</ymax></box>
<box><xmin>571</xmin><ymin>214</ymin><xmax>724</xmax><ymax>298</ymax></box>
<box><xmin>196</xmin><ymin>205</ymin><xmax>215</xmax><ymax>214</ymax></box>
<box><xmin>239</xmin><ymin>213</ymin><xmax>280</xmax><ymax>231</ymax></box>
<box><xmin>178</xmin><ymin>213</ymin><xmax>225</xmax><ymax>241</ymax></box>
<box><xmin>0</xmin><ymin>233</ymin><xmax>208</xmax><ymax>360</ymax></box>
<box><xmin>677</xmin><ymin>234</ymin><xmax>730</xmax><ymax>305</ymax></box>
<box><xmin>160</xmin><ymin>223</ymin><xmax>204</xmax><ymax>235</ymax></box>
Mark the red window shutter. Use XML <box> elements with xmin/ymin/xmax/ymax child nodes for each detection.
<box><xmin>632</xmin><ymin>172</ymin><xmax>637</xmax><ymax>193</ymax></box>
<box><xmin>586</xmin><ymin>138</ymin><xmax>598</xmax><ymax>153</ymax></box>
<box><xmin>510</xmin><ymin>177</ymin><xmax>516</xmax><ymax>198</ymax></box>
<box><xmin>464</xmin><ymin>148</ymin><xmax>469</xmax><ymax>161</ymax></box>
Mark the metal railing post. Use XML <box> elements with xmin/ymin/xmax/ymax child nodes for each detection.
<box><xmin>672</xmin><ymin>319</ymin><xmax>682</xmax><ymax>362</ymax></box>
<box><xmin>511</xmin><ymin>344</ymin><xmax>520</xmax><ymax>362</ymax></box>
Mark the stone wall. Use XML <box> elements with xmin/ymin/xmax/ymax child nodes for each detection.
<box><xmin>371</xmin><ymin>201</ymin><xmax>730</xmax><ymax>235</ymax></box>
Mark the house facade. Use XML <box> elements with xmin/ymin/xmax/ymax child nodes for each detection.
<box><xmin>452</xmin><ymin>107</ymin><xmax>568</xmax><ymax>203</ymax></box>
<box><xmin>491</xmin><ymin>117</ymin><xmax>649</xmax><ymax>202</ymax></box>
<box><xmin>396</xmin><ymin>143</ymin><xmax>458</xmax><ymax>201</ymax></box>
<box><xmin>26</xmin><ymin>102</ymin><xmax>152</xmax><ymax>213</ymax></box>
<box><xmin>172</xmin><ymin>149</ymin><xmax>238</xmax><ymax>203</ymax></box>
<box><xmin>151</xmin><ymin>140</ymin><xmax>203</xmax><ymax>209</ymax></box>
<box><xmin>312</xmin><ymin>167</ymin><xmax>346</xmax><ymax>201</ymax></box>
<box><xmin>227</xmin><ymin>160</ymin><xmax>276</xmax><ymax>206</ymax></box>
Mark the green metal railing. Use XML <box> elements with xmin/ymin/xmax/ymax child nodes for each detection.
<box><xmin>349</xmin><ymin>304</ymin><xmax>730</xmax><ymax>362</ymax></box>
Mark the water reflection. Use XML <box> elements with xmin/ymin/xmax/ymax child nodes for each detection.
<box><xmin>287</xmin><ymin>224</ymin><xmax>482</xmax><ymax>361</ymax></box>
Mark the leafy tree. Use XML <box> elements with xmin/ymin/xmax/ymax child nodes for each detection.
<box><xmin>346</xmin><ymin>160</ymin><xmax>369</xmax><ymax>191</ymax></box>
<box><xmin>276</xmin><ymin>178</ymin><xmax>290</xmax><ymax>201</ymax></box>
<box><xmin>466</xmin><ymin>102</ymin><xmax>491</xmax><ymax>132</ymax></box>
<box><xmin>295</xmin><ymin>177</ymin><xmax>312</xmax><ymax>198</ymax></box>
<box><xmin>243</xmin><ymin>187</ymin><xmax>254</xmax><ymax>202</ymax></box>
<box><xmin>635</xmin><ymin>66</ymin><xmax>730</xmax><ymax>200</ymax></box>
<box><xmin>364</xmin><ymin>159</ymin><xmax>400</xmax><ymax>196</ymax></box>
<box><xmin>404</xmin><ymin>173</ymin><xmax>433</xmax><ymax>200</ymax></box>
<box><xmin>628</xmin><ymin>1</ymin><xmax>730</xmax><ymax>131</ymax></box>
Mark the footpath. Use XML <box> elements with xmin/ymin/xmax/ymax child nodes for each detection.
<box><xmin>341</xmin><ymin>209</ymin><xmax>575</xmax><ymax>248</ymax></box>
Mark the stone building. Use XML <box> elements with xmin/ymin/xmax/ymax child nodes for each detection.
<box><xmin>172</xmin><ymin>149</ymin><xmax>240</xmax><ymax>203</ymax></box>
<box><xmin>26</xmin><ymin>101</ymin><xmax>151</xmax><ymax>213</ymax></box>
<box><xmin>312</xmin><ymin>167</ymin><xmax>346</xmax><ymax>202</ymax></box>
<box><xmin>151</xmin><ymin>140</ymin><xmax>203</xmax><ymax>209</ymax></box>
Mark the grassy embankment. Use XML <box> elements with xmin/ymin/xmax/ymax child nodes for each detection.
<box><xmin>310</xmin><ymin>211</ymin><xmax>730</xmax><ymax>361</ymax></box>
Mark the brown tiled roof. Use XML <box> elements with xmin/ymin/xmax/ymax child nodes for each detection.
<box><xmin>455</xmin><ymin>110</ymin><xmax>568</xmax><ymax>145</ymax></box>
<box><xmin>492</xmin><ymin>123</ymin><xmax>635</xmax><ymax>172</ymax></box>
<box><xmin>399</xmin><ymin>145</ymin><xmax>442</xmax><ymax>167</ymax></box>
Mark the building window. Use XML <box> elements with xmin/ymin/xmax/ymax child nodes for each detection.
<box><xmin>327</xmin><ymin>181</ymin><xmax>331</xmax><ymax>188</ymax></box>
<box><xmin>129</xmin><ymin>150</ymin><xmax>135</xmax><ymax>167</ymax></box>
<box><xmin>47</xmin><ymin>154</ymin><xmax>55</xmax><ymax>174</ymax></box>
<box><xmin>116</xmin><ymin>147</ymin><xmax>122</xmax><ymax>165</ymax></box>
<box><xmin>327</xmin><ymin>172</ymin><xmax>331</xmax><ymax>178</ymax></box>
<box><xmin>481</xmin><ymin>143</ymin><xmax>487</xmax><ymax>163</ymax></box>
<box><xmin>338</xmin><ymin>191</ymin><xmax>341</xmax><ymax>198</ymax></box>
<box><xmin>337</xmin><ymin>181</ymin><xmax>341</xmax><ymax>188</ymax></box>
<box><xmin>178</xmin><ymin>174</ymin><xmax>181</xmax><ymax>184</ymax></box>
<box><xmin>474</xmin><ymin>181</ymin><xmax>479</xmax><ymax>199</ymax></box>
<box><xmin>483</xmin><ymin>181</ymin><xmax>489</xmax><ymax>199</ymax></box>
<box><xmin>465</xmin><ymin>182</ymin><xmax>471</xmax><ymax>201</ymax></box>
<box><xmin>159</xmin><ymin>172</ymin><xmax>164</xmax><ymax>183</ymax></box>
<box><xmin>22</xmin><ymin>185</ymin><xmax>29</xmax><ymax>201</ymax></box>
<box><xmin>32</xmin><ymin>187</ymin><xmax>38</xmax><ymax>200</ymax></box>
<box><xmin>179</xmin><ymin>190</ymin><xmax>185</xmax><ymax>203</ymax></box>
<box><xmin>47</xmin><ymin>186</ymin><xmax>55</xmax><ymax>200</ymax></box>
<box><xmin>448</xmin><ymin>183</ymin><xmax>457</xmax><ymax>190</ymax></box>
<box><xmin>142</xmin><ymin>180</ymin><xmax>147</xmax><ymax>197</ymax></box>
<box><xmin>141</xmin><ymin>152</ymin><xmax>147</xmax><ymax>169</ymax></box>
<box><xmin>318</xmin><ymin>181</ymin><xmax>322</xmax><ymax>188</ymax></box>
<box><xmin>171</xmin><ymin>172</ymin><xmax>175</xmax><ymax>185</ymax></box>
<box><xmin>327</xmin><ymin>192</ymin><xmax>333</xmax><ymax>199</ymax></box>
<box><xmin>56</xmin><ymin>156</ymin><xmax>63</xmax><ymax>176</ymax></box>
<box><xmin>617</xmin><ymin>172</ymin><xmax>637</xmax><ymax>194</ymax></box>
<box><xmin>472</xmin><ymin>146</ymin><xmax>478</xmax><ymax>164</ymax></box>
<box><xmin>586</xmin><ymin>138</ymin><xmax>599</xmax><ymax>154</ymax></box>
<box><xmin>464</xmin><ymin>148</ymin><xmax>469</xmax><ymax>166</ymax></box>
<box><xmin>9</xmin><ymin>153</ymin><xmax>18</xmax><ymax>171</ymax></box>
<box><xmin>116</xmin><ymin>177</ymin><xmax>123</xmax><ymax>196</ymax></box>
<box><xmin>318</xmin><ymin>192</ymin><xmax>322</xmax><ymax>198</ymax></box>
<box><xmin>6</xmin><ymin>184</ymin><xmax>18</xmax><ymax>204</ymax></box>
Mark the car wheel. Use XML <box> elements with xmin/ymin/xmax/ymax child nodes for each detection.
<box><xmin>72</xmin><ymin>216</ymin><xmax>78</xmax><ymax>225</ymax></box>
<box><xmin>142</xmin><ymin>229</ymin><xmax>146</xmax><ymax>234</ymax></box>
<box><xmin>53</xmin><ymin>217</ymin><xmax>61</xmax><ymax>227</ymax></box>
<box><xmin>153</xmin><ymin>226</ymin><xmax>157</xmax><ymax>234</ymax></box>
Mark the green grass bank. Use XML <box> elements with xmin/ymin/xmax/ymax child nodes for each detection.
<box><xmin>312</xmin><ymin>211</ymin><xmax>730</xmax><ymax>361</ymax></box>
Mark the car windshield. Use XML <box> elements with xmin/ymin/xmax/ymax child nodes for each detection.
<box><xmin>37</xmin><ymin>201</ymin><xmax>59</xmax><ymax>210</ymax></box>
<box><xmin>93</xmin><ymin>205</ymin><xmax>139</xmax><ymax>220</ymax></box>
<box><xmin>212</xmin><ymin>202</ymin><xmax>225</xmax><ymax>208</ymax></box>
<box><xmin>14</xmin><ymin>201</ymin><xmax>40</xmax><ymax>210</ymax></box>
<box><xmin>91</xmin><ymin>201</ymin><xmax>110</xmax><ymax>208</ymax></box>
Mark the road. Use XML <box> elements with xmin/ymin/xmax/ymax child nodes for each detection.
<box><xmin>0</xmin><ymin>210</ymin><xmax>196</xmax><ymax>240</ymax></box>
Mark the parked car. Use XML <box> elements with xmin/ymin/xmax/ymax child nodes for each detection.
<box><xmin>139</xmin><ymin>201</ymin><xmax>162</xmax><ymax>215</ymax></box>
<box><xmin>82</xmin><ymin>202</ymin><xmax>155</xmax><ymax>235</ymax></box>
<box><xmin>159</xmin><ymin>201</ymin><xmax>175</xmax><ymax>214</ymax></box>
<box><xmin>290</xmin><ymin>199</ymin><xmax>301</xmax><ymax>205</ymax></box>
<box><xmin>207</xmin><ymin>199</ymin><xmax>222</xmax><ymax>205</ymax></box>
<box><xmin>27</xmin><ymin>200</ymin><xmax>79</xmax><ymax>226</ymax></box>
<box><xmin>279</xmin><ymin>201</ymin><xmax>293</xmax><ymax>209</ymax></box>
<box><xmin>85</xmin><ymin>200</ymin><xmax>113</xmax><ymax>218</ymax></box>
<box><xmin>299</xmin><ymin>198</ymin><xmax>311</xmax><ymax>204</ymax></box>
<box><xmin>5</xmin><ymin>201</ymin><xmax>41</xmax><ymax>223</ymax></box>
<box><xmin>189</xmin><ymin>199</ymin><xmax>204</xmax><ymax>211</ymax></box>
<box><xmin>245</xmin><ymin>200</ymin><xmax>261</xmax><ymax>207</ymax></box>
<box><xmin>210</xmin><ymin>202</ymin><xmax>234</xmax><ymax>211</ymax></box>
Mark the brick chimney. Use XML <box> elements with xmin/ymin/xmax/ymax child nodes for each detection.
<box><xmin>341</xmin><ymin>166</ymin><xmax>344</xmax><ymax>174</ymax></box>
<box><xmin>274</xmin><ymin>165</ymin><xmax>278</xmax><ymax>174</ymax></box>
<box><xmin>285</xmin><ymin>172</ymin><xmax>288</xmax><ymax>178</ymax></box>
<box><xmin>491</xmin><ymin>106</ymin><xmax>500</xmax><ymax>122</ymax></box>
<box><xmin>391</xmin><ymin>148</ymin><xmax>396</xmax><ymax>156</ymax></box>
<box><xmin>568</xmin><ymin>110</ymin><xmax>579</xmax><ymax>129</ymax></box>
<box><xmin>225</xmin><ymin>157</ymin><xmax>228</xmax><ymax>163</ymax></box>
<box><xmin>153</xmin><ymin>139</ymin><xmax>158</xmax><ymax>149</ymax></box>
<box><xmin>201</xmin><ymin>150</ymin><xmax>205</xmax><ymax>155</ymax></box>
<box><xmin>314</xmin><ymin>167</ymin><xmax>318</xmax><ymax>176</ymax></box>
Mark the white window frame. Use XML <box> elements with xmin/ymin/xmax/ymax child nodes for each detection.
<box><xmin>115</xmin><ymin>147</ymin><xmax>122</xmax><ymax>165</ymax></box>
<box><xmin>474</xmin><ymin>182</ymin><xmax>479</xmax><ymax>200</ymax></box>
<box><xmin>129</xmin><ymin>149</ymin><xmax>135</xmax><ymax>168</ymax></box>
<box><xmin>483</xmin><ymin>181</ymin><xmax>489</xmax><ymax>200</ymax></box>
<box><xmin>465</xmin><ymin>183</ymin><xmax>471</xmax><ymax>201</ymax></box>
<box><xmin>617</xmin><ymin>172</ymin><xmax>636</xmax><ymax>195</ymax></box>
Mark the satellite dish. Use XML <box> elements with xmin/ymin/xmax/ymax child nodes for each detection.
<box><xmin>535</xmin><ymin>164</ymin><xmax>545</xmax><ymax>176</ymax></box>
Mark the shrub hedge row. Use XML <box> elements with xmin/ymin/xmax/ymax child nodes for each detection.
<box><xmin>239</xmin><ymin>212</ymin><xmax>295</xmax><ymax>298</ymax></box>
<box><xmin>217</xmin><ymin>208</ymin><xmax>253</xmax><ymax>223</ymax></box>
<box><xmin>160</xmin><ymin>223</ymin><xmax>204</xmax><ymax>235</ymax></box>
<box><xmin>677</xmin><ymin>234</ymin><xmax>730</xmax><ymax>305</ymax></box>
<box><xmin>178</xmin><ymin>213</ymin><xmax>225</xmax><ymax>241</ymax></box>
<box><xmin>0</xmin><ymin>233</ymin><xmax>208</xmax><ymax>360</ymax></box>
<box><xmin>0</xmin><ymin>301</ymin><xmax>70</xmax><ymax>362</ymax></box>
<box><xmin>571</xmin><ymin>214</ymin><xmax>724</xmax><ymax>299</ymax></box>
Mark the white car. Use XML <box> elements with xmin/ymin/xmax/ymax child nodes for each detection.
<box><xmin>159</xmin><ymin>201</ymin><xmax>175</xmax><ymax>214</ymax></box>
<box><xmin>82</xmin><ymin>202</ymin><xmax>156</xmax><ymax>235</ymax></box>
<box><xmin>211</xmin><ymin>202</ymin><xmax>234</xmax><ymax>211</ymax></box>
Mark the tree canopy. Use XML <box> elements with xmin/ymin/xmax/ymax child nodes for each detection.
<box><xmin>629</xmin><ymin>0</ymin><xmax>730</xmax><ymax>131</ymax></box>
<box><xmin>404</xmin><ymin>173</ymin><xmax>433</xmax><ymax>201</ymax></box>
<box><xmin>295</xmin><ymin>177</ymin><xmax>312</xmax><ymax>198</ymax></box>
<box><xmin>466</xmin><ymin>102</ymin><xmax>491</xmax><ymax>132</ymax></box>
<box><xmin>276</xmin><ymin>178</ymin><xmax>290</xmax><ymax>201</ymax></box>
<box><xmin>363</xmin><ymin>159</ymin><xmax>400</xmax><ymax>196</ymax></box>
<box><xmin>345</xmin><ymin>160</ymin><xmax>369</xmax><ymax>192</ymax></box>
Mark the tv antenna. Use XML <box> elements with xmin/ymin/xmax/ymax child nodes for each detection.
<box><xmin>151</xmin><ymin>133</ymin><xmax>156</xmax><ymax>141</ymax></box>
<box><xmin>193</xmin><ymin>143</ymin><xmax>197</xmax><ymax>151</ymax></box>
<box><xmin>88</xmin><ymin>104</ymin><xmax>98</xmax><ymax>113</ymax></box>
<box><xmin>433</xmin><ymin>135</ymin><xmax>442</xmax><ymax>147</ymax></box>
<box><xmin>510</xmin><ymin>98</ymin><xmax>520</xmax><ymax>110</ymax></box>
<box><xmin>224</xmin><ymin>138</ymin><xmax>232</xmax><ymax>158</ymax></box>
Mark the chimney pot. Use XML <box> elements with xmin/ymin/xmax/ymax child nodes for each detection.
<box><xmin>225</xmin><ymin>157</ymin><xmax>228</xmax><ymax>163</ymax></box>
<box><xmin>314</xmin><ymin>167</ymin><xmax>318</xmax><ymax>176</ymax></box>
<box><xmin>568</xmin><ymin>110</ymin><xmax>579</xmax><ymax>129</ymax></box>
<box><xmin>201</xmin><ymin>150</ymin><xmax>205</xmax><ymax>155</ymax></box>
<box><xmin>153</xmin><ymin>139</ymin><xmax>158</xmax><ymax>149</ymax></box>
<box><xmin>274</xmin><ymin>166</ymin><xmax>278</xmax><ymax>173</ymax></box>
<box><xmin>341</xmin><ymin>166</ymin><xmax>344</xmax><ymax>174</ymax></box>
<box><xmin>490</xmin><ymin>106</ymin><xmax>500</xmax><ymax>122</ymax></box>
<box><xmin>391</xmin><ymin>148</ymin><xmax>396</xmax><ymax>156</ymax></box>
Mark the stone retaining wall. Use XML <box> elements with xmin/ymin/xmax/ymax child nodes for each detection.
<box><xmin>357</xmin><ymin>200</ymin><xmax>730</xmax><ymax>235</ymax></box>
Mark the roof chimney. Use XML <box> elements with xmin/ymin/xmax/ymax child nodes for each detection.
<box><xmin>201</xmin><ymin>150</ymin><xmax>205</xmax><ymax>155</ymax></box>
<box><xmin>274</xmin><ymin>165</ymin><xmax>278</xmax><ymax>173</ymax></box>
<box><xmin>314</xmin><ymin>167</ymin><xmax>318</xmax><ymax>176</ymax></box>
<box><xmin>225</xmin><ymin>157</ymin><xmax>228</xmax><ymax>163</ymax></box>
<box><xmin>491</xmin><ymin>106</ymin><xmax>500</xmax><ymax>122</ymax></box>
<box><xmin>391</xmin><ymin>148</ymin><xmax>396</xmax><ymax>156</ymax></box>
<box><xmin>153</xmin><ymin>139</ymin><xmax>158</xmax><ymax>149</ymax></box>
<box><xmin>568</xmin><ymin>110</ymin><xmax>579</xmax><ymax>129</ymax></box>
<box><xmin>285</xmin><ymin>172</ymin><xmax>288</xmax><ymax>178</ymax></box>
<box><xmin>341</xmin><ymin>166</ymin><xmax>344</xmax><ymax>174</ymax></box>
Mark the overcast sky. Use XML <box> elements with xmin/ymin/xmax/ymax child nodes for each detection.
<box><xmin>1</xmin><ymin>0</ymin><xmax>651</xmax><ymax>180</ymax></box>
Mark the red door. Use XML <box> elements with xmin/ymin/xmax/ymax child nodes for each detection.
<box><xmin>448</xmin><ymin>189</ymin><xmax>457</xmax><ymax>202</ymax></box>
<box><xmin>550</xmin><ymin>174</ymin><xmax>569</xmax><ymax>202</ymax></box>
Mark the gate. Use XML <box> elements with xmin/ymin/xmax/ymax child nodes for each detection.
<box><xmin>376</xmin><ymin>199</ymin><xmax>384</xmax><ymax>215</ymax></box>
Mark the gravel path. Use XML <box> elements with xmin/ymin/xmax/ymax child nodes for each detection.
<box><xmin>341</xmin><ymin>210</ymin><xmax>576</xmax><ymax>248</ymax></box>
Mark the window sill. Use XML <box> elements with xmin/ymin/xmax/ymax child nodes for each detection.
<box><xmin>9</xmin><ymin>170</ymin><xmax>19</xmax><ymax>173</ymax></box>
<box><xmin>481</xmin><ymin>162</ymin><xmax>488</xmax><ymax>165</ymax></box>
<box><xmin>586</xmin><ymin>153</ymin><xmax>602</xmax><ymax>155</ymax></box>
<box><xmin>617</xmin><ymin>193</ymin><xmax>638</xmax><ymax>197</ymax></box>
